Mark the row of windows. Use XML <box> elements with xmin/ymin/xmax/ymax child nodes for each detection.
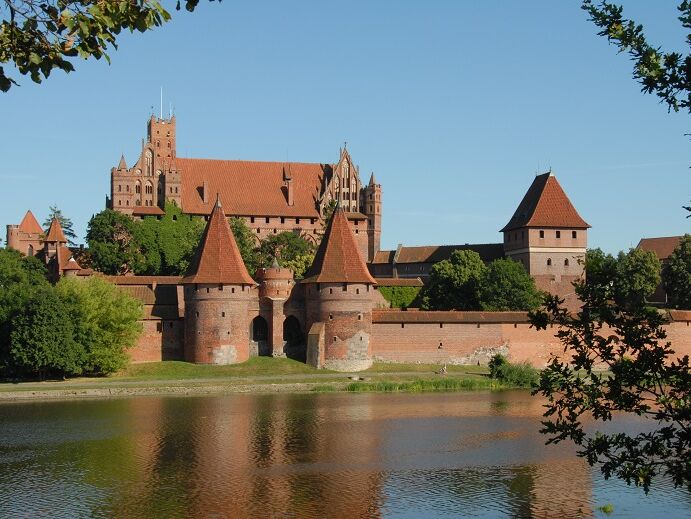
<box><xmin>546</xmin><ymin>258</ymin><xmax>570</xmax><ymax>266</ymax></box>
<box><xmin>538</xmin><ymin>230</ymin><xmax>578</xmax><ymax>239</ymax></box>
<box><xmin>248</xmin><ymin>216</ymin><xmax>318</xmax><ymax>226</ymax></box>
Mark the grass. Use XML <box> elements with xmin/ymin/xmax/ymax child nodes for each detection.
<box><xmin>364</xmin><ymin>362</ymin><xmax>488</xmax><ymax>375</ymax></box>
<box><xmin>597</xmin><ymin>503</ymin><xmax>614</xmax><ymax>515</ymax></box>
<box><xmin>344</xmin><ymin>377</ymin><xmax>503</xmax><ymax>392</ymax></box>
<box><xmin>114</xmin><ymin>357</ymin><xmax>324</xmax><ymax>380</ymax></box>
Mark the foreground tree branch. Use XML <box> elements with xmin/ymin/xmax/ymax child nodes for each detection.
<box><xmin>0</xmin><ymin>1</ymin><xmax>215</xmax><ymax>92</ymax></box>
<box><xmin>529</xmin><ymin>280</ymin><xmax>691</xmax><ymax>492</ymax></box>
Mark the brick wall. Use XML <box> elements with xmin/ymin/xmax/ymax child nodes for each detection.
<box><xmin>371</xmin><ymin>310</ymin><xmax>691</xmax><ymax>367</ymax></box>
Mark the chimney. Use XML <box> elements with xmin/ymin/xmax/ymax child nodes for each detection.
<box><xmin>283</xmin><ymin>165</ymin><xmax>294</xmax><ymax>206</ymax></box>
<box><xmin>203</xmin><ymin>180</ymin><xmax>209</xmax><ymax>204</ymax></box>
<box><xmin>287</xmin><ymin>177</ymin><xmax>294</xmax><ymax>206</ymax></box>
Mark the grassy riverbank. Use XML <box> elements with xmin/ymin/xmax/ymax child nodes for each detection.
<box><xmin>0</xmin><ymin>358</ymin><xmax>532</xmax><ymax>401</ymax></box>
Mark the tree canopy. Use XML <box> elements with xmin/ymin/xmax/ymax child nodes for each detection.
<box><xmin>86</xmin><ymin>208</ymin><xmax>141</xmax><ymax>275</ymax></box>
<box><xmin>479</xmin><ymin>259</ymin><xmax>543</xmax><ymax>312</ymax></box>
<box><xmin>422</xmin><ymin>251</ymin><xmax>542</xmax><ymax>312</ymax></box>
<box><xmin>585</xmin><ymin>247</ymin><xmax>661</xmax><ymax>309</ymax></box>
<box><xmin>257</xmin><ymin>231</ymin><xmax>315</xmax><ymax>280</ymax></box>
<box><xmin>662</xmin><ymin>234</ymin><xmax>691</xmax><ymax>309</ymax></box>
<box><xmin>0</xmin><ymin>0</ymin><xmax>216</xmax><ymax>92</ymax></box>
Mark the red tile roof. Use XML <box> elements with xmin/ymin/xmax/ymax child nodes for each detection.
<box><xmin>182</xmin><ymin>196</ymin><xmax>256</xmax><ymax>285</ymax></box>
<box><xmin>103</xmin><ymin>275</ymin><xmax>184</xmax><ymax>285</ymax></box>
<box><xmin>374</xmin><ymin>277</ymin><xmax>424</xmax><ymax>287</ymax></box>
<box><xmin>45</xmin><ymin>218</ymin><xmax>67</xmax><ymax>243</ymax></box>
<box><xmin>637</xmin><ymin>236</ymin><xmax>683</xmax><ymax>260</ymax></box>
<box><xmin>177</xmin><ymin>158</ymin><xmax>329</xmax><ymax>217</ymax></box>
<box><xmin>57</xmin><ymin>246</ymin><xmax>83</xmax><ymax>272</ymax></box>
<box><xmin>18</xmin><ymin>210</ymin><xmax>43</xmax><ymax>234</ymax></box>
<box><xmin>132</xmin><ymin>206</ymin><xmax>165</xmax><ymax>216</ymax></box>
<box><xmin>372</xmin><ymin>250</ymin><xmax>395</xmax><ymax>264</ymax></box>
<box><xmin>501</xmin><ymin>172</ymin><xmax>589</xmax><ymax>232</ymax></box>
<box><xmin>302</xmin><ymin>207</ymin><xmax>376</xmax><ymax>284</ymax></box>
<box><xmin>372</xmin><ymin>310</ymin><xmax>528</xmax><ymax>324</ymax></box>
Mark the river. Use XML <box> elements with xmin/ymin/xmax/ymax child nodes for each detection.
<box><xmin>0</xmin><ymin>391</ymin><xmax>688</xmax><ymax>518</ymax></box>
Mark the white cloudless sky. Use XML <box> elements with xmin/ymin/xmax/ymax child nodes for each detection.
<box><xmin>0</xmin><ymin>0</ymin><xmax>688</xmax><ymax>253</ymax></box>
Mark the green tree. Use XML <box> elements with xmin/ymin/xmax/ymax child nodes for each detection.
<box><xmin>9</xmin><ymin>285</ymin><xmax>84</xmax><ymax>379</ymax></box>
<box><xmin>479</xmin><ymin>259</ymin><xmax>542</xmax><ymax>311</ymax></box>
<box><xmin>134</xmin><ymin>203</ymin><xmax>205</xmax><ymax>275</ymax></box>
<box><xmin>86</xmin><ymin>209</ymin><xmax>141</xmax><ymax>274</ymax></box>
<box><xmin>530</xmin><ymin>282</ymin><xmax>690</xmax><ymax>492</ymax></box>
<box><xmin>257</xmin><ymin>231</ymin><xmax>315</xmax><ymax>279</ymax></box>
<box><xmin>614</xmin><ymin>247</ymin><xmax>661</xmax><ymax>309</ymax></box>
<box><xmin>584</xmin><ymin>248</ymin><xmax>618</xmax><ymax>289</ymax></box>
<box><xmin>230</xmin><ymin>217</ymin><xmax>260</xmax><ymax>275</ymax></box>
<box><xmin>662</xmin><ymin>234</ymin><xmax>691</xmax><ymax>309</ymax></box>
<box><xmin>43</xmin><ymin>204</ymin><xmax>77</xmax><ymax>245</ymax></box>
<box><xmin>0</xmin><ymin>248</ymin><xmax>49</xmax><ymax>372</ymax></box>
<box><xmin>422</xmin><ymin>249</ymin><xmax>486</xmax><ymax>310</ymax></box>
<box><xmin>0</xmin><ymin>0</ymin><xmax>214</xmax><ymax>92</ymax></box>
<box><xmin>56</xmin><ymin>277</ymin><xmax>142</xmax><ymax>375</ymax></box>
<box><xmin>378</xmin><ymin>285</ymin><xmax>422</xmax><ymax>309</ymax></box>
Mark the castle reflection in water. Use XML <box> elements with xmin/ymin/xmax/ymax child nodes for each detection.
<box><xmin>0</xmin><ymin>391</ymin><xmax>617</xmax><ymax>518</ymax></box>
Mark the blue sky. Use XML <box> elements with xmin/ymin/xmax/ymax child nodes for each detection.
<box><xmin>0</xmin><ymin>1</ymin><xmax>688</xmax><ymax>253</ymax></box>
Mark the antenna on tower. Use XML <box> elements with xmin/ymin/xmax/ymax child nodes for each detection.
<box><xmin>160</xmin><ymin>87</ymin><xmax>163</xmax><ymax>119</ymax></box>
<box><xmin>169</xmin><ymin>102</ymin><xmax>172</xmax><ymax>119</ymax></box>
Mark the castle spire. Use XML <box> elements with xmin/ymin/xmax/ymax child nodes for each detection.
<box><xmin>302</xmin><ymin>206</ymin><xmax>376</xmax><ymax>284</ymax></box>
<box><xmin>45</xmin><ymin>217</ymin><xmax>67</xmax><ymax>243</ymax></box>
<box><xmin>118</xmin><ymin>154</ymin><xmax>127</xmax><ymax>170</ymax></box>
<box><xmin>183</xmin><ymin>194</ymin><xmax>255</xmax><ymax>285</ymax></box>
<box><xmin>368</xmin><ymin>172</ymin><xmax>376</xmax><ymax>186</ymax></box>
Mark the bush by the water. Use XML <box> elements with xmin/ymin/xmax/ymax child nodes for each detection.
<box><xmin>0</xmin><ymin>249</ymin><xmax>143</xmax><ymax>379</ymax></box>
<box><xmin>488</xmin><ymin>354</ymin><xmax>539</xmax><ymax>388</ymax></box>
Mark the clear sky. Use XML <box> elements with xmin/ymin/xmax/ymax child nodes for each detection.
<box><xmin>0</xmin><ymin>1</ymin><xmax>688</xmax><ymax>253</ymax></box>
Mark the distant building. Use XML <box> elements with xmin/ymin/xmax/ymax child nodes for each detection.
<box><xmin>637</xmin><ymin>235</ymin><xmax>683</xmax><ymax>305</ymax></box>
<box><xmin>108</xmin><ymin>116</ymin><xmax>382</xmax><ymax>262</ymax></box>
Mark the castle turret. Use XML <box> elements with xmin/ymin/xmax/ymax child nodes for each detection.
<box><xmin>255</xmin><ymin>258</ymin><xmax>295</xmax><ymax>357</ymax></box>
<box><xmin>302</xmin><ymin>206</ymin><xmax>377</xmax><ymax>371</ymax></box>
<box><xmin>501</xmin><ymin>171</ymin><xmax>589</xmax><ymax>308</ymax></box>
<box><xmin>183</xmin><ymin>195</ymin><xmax>256</xmax><ymax>364</ymax></box>
<box><xmin>362</xmin><ymin>173</ymin><xmax>382</xmax><ymax>262</ymax></box>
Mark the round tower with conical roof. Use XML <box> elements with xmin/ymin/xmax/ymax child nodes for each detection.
<box><xmin>183</xmin><ymin>195</ymin><xmax>257</xmax><ymax>364</ymax></box>
<box><xmin>302</xmin><ymin>206</ymin><xmax>377</xmax><ymax>371</ymax></box>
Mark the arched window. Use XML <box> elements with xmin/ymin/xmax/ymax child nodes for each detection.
<box><xmin>145</xmin><ymin>150</ymin><xmax>153</xmax><ymax>176</ymax></box>
<box><xmin>135</xmin><ymin>181</ymin><xmax>141</xmax><ymax>194</ymax></box>
<box><xmin>564</xmin><ymin>258</ymin><xmax>570</xmax><ymax>267</ymax></box>
<box><xmin>118</xmin><ymin>185</ymin><xmax>122</xmax><ymax>192</ymax></box>
<box><xmin>547</xmin><ymin>258</ymin><xmax>552</xmax><ymax>266</ymax></box>
<box><xmin>27</xmin><ymin>245</ymin><xmax>33</xmax><ymax>256</ymax></box>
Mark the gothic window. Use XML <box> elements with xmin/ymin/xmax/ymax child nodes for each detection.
<box><xmin>564</xmin><ymin>258</ymin><xmax>570</xmax><ymax>266</ymax></box>
<box><xmin>145</xmin><ymin>150</ymin><xmax>153</xmax><ymax>176</ymax></box>
<box><xmin>136</xmin><ymin>199</ymin><xmax>141</xmax><ymax>206</ymax></box>
<box><xmin>118</xmin><ymin>185</ymin><xmax>122</xmax><ymax>192</ymax></box>
<box><xmin>145</xmin><ymin>182</ymin><xmax>153</xmax><ymax>195</ymax></box>
<box><xmin>28</xmin><ymin>245</ymin><xmax>33</xmax><ymax>255</ymax></box>
<box><xmin>135</xmin><ymin>182</ymin><xmax>141</xmax><ymax>194</ymax></box>
<box><xmin>126</xmin><ymin>200</ymin><xmax>130</xmax><ymax>206</ymax></box>
<box><xmin>547</xmin><ymin>258</ymin><xmax>552</xmax><ymax>266</ymax></box>
<box><xmin>175</xmin><ymin>187</ymin><xmax>178</xmax><ymax>194</ymax></box>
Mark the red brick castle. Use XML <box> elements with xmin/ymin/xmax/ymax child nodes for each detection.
<box><xmin>108</xmin><ymin>115</ymin><xmax>382</xmax><ymax>261</ymax></box>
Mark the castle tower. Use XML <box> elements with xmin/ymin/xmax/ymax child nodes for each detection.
<box><xmin>6</xmin><ymin>210</ymin><xmax>44</xmax><ymax>256</ymax></box>
<box><xmin>362</xmin><ymin>173</ymin><xmax>382</xmax><ymax>262</ymax></box>
<box><xmin>302</xmin><ymin>206</ymin><xmax>377</xmax><ymax>372</ymax></box>
<box><xmin>255</xmin><ymin>258</ymin><xmax>295</xmax><ymax>357</ymax></box>
<box><xmin>182</xmin><ymin>195</ymin><xmax>257</xmax><ymax>364</ymax></box>
<box><xmin>43</xmin><ymin>218</ymin><xmax>69</xmax><ymax>282</ymax></box>
<box><xmin>110</xmin><ymin>115</ymin><xmax>178</xmax><ymax>213</ymax></box>
<box><xmin>501</xmin><ymin>171</ymin><xmax>589</xmax><ymax>306</ymax></box>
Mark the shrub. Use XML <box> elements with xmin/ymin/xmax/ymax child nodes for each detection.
<box><xmin>378</xmin><ymin>286</ymin><xmax>422</xmax><ymax>309</ymax></box>
<box><xmin>488</xmin><ymin>353</ymin><xmax>539</xmax><ymax>388</ymax></box>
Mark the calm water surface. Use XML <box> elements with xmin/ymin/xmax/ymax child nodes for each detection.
<box><xmin>0</xmin><ymin>391</ymin><xmax>688</xmax><ymax>518</ymax></box>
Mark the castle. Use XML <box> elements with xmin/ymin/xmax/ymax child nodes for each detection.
<box><xmin>107</xmin><ymin>115</ymin><xmax>382</xmax><ymax>262</ymax></box>
<box><xmin>16</xmin><ymin>116</ymin><xmax>691</xmax><ymax>371</ymax></box>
